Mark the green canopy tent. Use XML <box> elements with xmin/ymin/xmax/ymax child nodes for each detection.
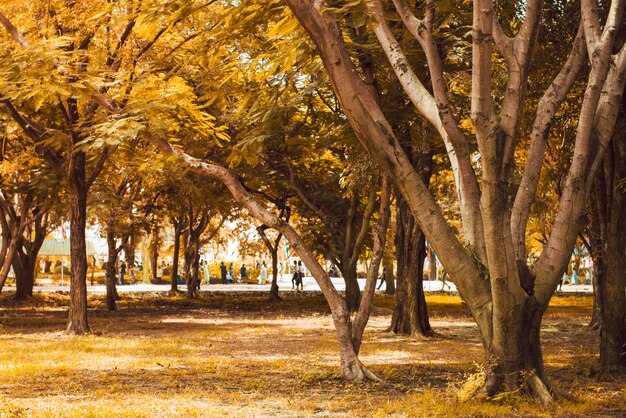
<box><xmin>38</xmin><ymin>239</ymin><xmax>97</xmax><ymax>286</ymax></box>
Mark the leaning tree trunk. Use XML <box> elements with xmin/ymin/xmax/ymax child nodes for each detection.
<box><xmin>170</xmin><ymin>220</ymin><xmax>182</xmax><ymax>292</ymax></box>
<box><xmin>67</xmin><ymin>151</ymin><xmax>90</xmax><ymax>334</ymax></box>
<box><xmin>390</xmin><ymin>193</ymin><xmax>432</xmax><ymax>336</ymax></box>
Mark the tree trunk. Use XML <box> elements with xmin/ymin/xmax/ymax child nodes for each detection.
<box><xmin>269</xmin><ymin>247</ymin><xmax>281</xmax><ymax>300</ymax></box>
<box><xmin>600</xmin><ymin>129</ymin><xmax>626</xmax><ymax>369</ymax></box>
<box><xmin>67</xmin><ymin>151</ymin><xmax>90</xmax><ymax>334</ymax></box>
<box><xmin>105</xmin><ymin>226</ymin><xmax>119</xmax><ymax>311</ymax></box>
<box><xmin>170</xmin><ymin>220</ymin><xmax>181</xmax><ymax>292</ymax></box>
<box><xmin>151</xmin><ymin>224</ymin><xmax>159</xmax><ymax>282</ymax></box>
<box><xmin>185</xmin><ymin>233</ymin><xmax>199</xmax><ymax>299</ymax></box>
<box><xmin>125</xmin><ymin>231</ymin><xmax>136</xmax><ymax>265</ymax></box>
<box><xmin>343</xmin><ymin>267</ymin><xmax>360</xmax><ymax>311</ymax></box>
<box><xmin>382</xmin><ymin>239</ymin><xmax>395</xmax><ymax>295</ymax></box>
<box><xmin>13</xmin><ymin>233</ymin><xmax>45</xmax><ymax>300</ymax></box>
<box><xmin>588</xmin><ymin>188</ymin><xmax>605</xmax><ymax>329</ymax></box>
<box><xmin>13</xmin><ymin>248</ymin><xmax>36</xmax><ymax>300</ymax></box>
<box><xmin>390</xmin><ymin>194</ymin><xmax>432</xmax><ymax>336</ymax></box>
<box><xmin>0</xmin><ymin>228</ymin><xmax>22</xmax><ymax>291</ymax></box>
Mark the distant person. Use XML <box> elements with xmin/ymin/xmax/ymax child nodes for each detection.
<box><xmin>291</xmin><ymin>260</ymin><xmax>298</xmax><ymax>289</ymax></box>
<box><xmin>220</xmin><ymin>262</ymin><xmax>227</xmax><ymax>284</ymax></box>
<box><xmin>241</xmin><ymin>265</ymin><xmax>247</xmax><ymax>282</ymax></box>
<box><xmin>295</xmin><ymin>260</ymin><xmax>304</xmax><ymax>291</ymax></box>
<box><xmin>228</xmin><ymin>263</ymin><xmax>234</xmax><ymax>284</ymax></box>
<box><xmin>559</xmin><ymin>272</ymin><xmax>568</xmax><ymax>291</ymax></box>
<box><xmin>202</xmin><ymin>261</ymin><xmax>210</xmax><ymax>284</ymax></box>
<box><xmin>259</xmin><ymin>262</ymin><xmax>267</xmax><ymax>284</ymax></box>
<box><xmin>119</xmin><ymin>261</ymin><xmax>126</xmax><ymax>285</ymax></box>
<box><xmin>571</xmin><ymin>270</ymin><xmax>579</xmax><ymax>285</ymax></box>
<box><xmin>377</xmin><ymin>267</ymin><xmax>386</xmax><ymax>290</ymax></box>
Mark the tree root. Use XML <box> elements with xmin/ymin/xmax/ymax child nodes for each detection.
<box><xmin>342</xmin><ymin>359</ymin><xmax>382</xmax><ymax>382</ymax></box>
<box><xmin>527</xmin><ymin>374</ymin><xmax>555</xmax><ymax>406</ymax></box>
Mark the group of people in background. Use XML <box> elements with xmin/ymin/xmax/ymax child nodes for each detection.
<box><xmin>118</xmin><ymin>261</ymin><xmax>139</xmax><ymax>285</ymax></box>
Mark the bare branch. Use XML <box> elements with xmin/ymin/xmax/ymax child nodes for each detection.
<box><xmin>0</xmin><ymin>10</ymin><xmax>29</xmax><ymax>48</ymax></box>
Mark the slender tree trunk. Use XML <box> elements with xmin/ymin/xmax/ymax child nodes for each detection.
<box><xmin>105</xmin><ymin>226</ymin><xmax>119</xmax><ymax>311</ymax></box>
<box><xmin>185</xmin><ymin>234</ymin><xmax>198</xmax><ymax>298</ymax></box>
<box><xmin>382</xmin><ymin>238</ymin><xmax>395</xmax><ymax>295</ymax></box>
<box><xmin>588</xmin><ymin>189</ymin><xmax>605</xmax><ymax>329</ymax></box>
<box><xmin>170</xmin><ymin>220</ymin><xmax>181</xmax><ymax>292</ymax></box>
<box><xmin>428</xmin><ymin>247</ymin><xmax>437</xmax><ymax>282</ymax></box>
<box><xmin>150</xmin><ymin>224</ymin><xmax>159</xmax><ymax>282</ymax></box>
<box><xmin>67</xmin><ymin>152</ymin><xmax>90</xmax><ymax>334</ymax></box>
<box><xmin>0</xmin><ymin>228</ymin><xmax>22</xmax><ymax>291</ymax></box>
<box><xmin>269</xmin><ymin>247</ymin><xmax>281</xmax><ymax>300</ymax></box>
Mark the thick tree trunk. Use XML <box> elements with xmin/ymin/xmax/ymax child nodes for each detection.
<box><xmin>125</xmin><ymin>231</ymin><xmax>136</xmax><ymax>265</ymax></box>
<box><xmin>600</xmin><ymin>133</ymin><xmax>626</xmax><ymax>369</ymax></box>
<box><xmin>333</xmin><ymin>306</ymin><xmax>379</xmax><ymax>381</ymax></box>
<box><xmin>105</xmin><ymin>226</ymin><xmax>118</xmax><ymax>311</ymax></box>
<box><xmin>170</xmin><ymin>220</ymin><xmax>181</xmax><ymax>292</ymax></box>
<box><xmin>13</xmin><ymin>253</ymin><xmax>35</xmax><ymax>300</ymax></box>
<box><xmin>13</xmin><ymin>241</ymin><xmax>42</xmax><ymax>300</ymax></box>
<box><xmin>390</xmin><ymin>194</ymin><xmax>432</xmax><ymax>336</ymax></box>
<box><xmin>601</xmin><ymin>228</ymin><xmax>625</xmax><ymax>369</ymax></box>
<box><xmin>483</xmin><ymin>298</ymin><xmax>555</xmax><ymax>406</ymax></box>
<box><xmin>67</xmin><ymin>152</ymin><xmax>90</xmax><ymax>334</ymax></box>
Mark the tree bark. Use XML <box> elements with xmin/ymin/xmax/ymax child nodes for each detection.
<box><xmin>13</xmin><ymin>250</ymin><xmax>35</xmax><ymax>300</ymax></box>
<box><xmin>170</xmin><ymin>219</ymin><xmax>182</xmax><ymax>292</ymax></box>
<box><xmin>105</xmin><ymin>225</ymin><xmax>119</xmax><ymax>311</ymax></box>
<box><xmin>150</xmin><ymin>223</ymin><xmax>159</xmax><ymax>282</ymax></box>
<box><xmin>14</xmin><ymin>219</ymin><xmax>46</xmax><ymax>300</ymax></box>
<box><xmin>269</xmin><ymin>247</ymin><xmax>280</xmax><ymax>300</ymax></box>
<box><xmin>390</xmin><ymin>195</ymin><xmax>432</xmax><ymax>336</ymax></box>
<box><xmin>600</xmin><ymin>119</ymin><xmax>626</xmax><ymax>369</ymax></box>
<box><xmin>67</xmin><ymin>150</ymin><xmax>90</xmax><ymax>334</ymax></box>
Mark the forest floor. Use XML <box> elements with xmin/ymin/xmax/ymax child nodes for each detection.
<box><xmin>0</xmin><ymin>291</ymin><xmax>623</xmax><ymax>417</ymax></box>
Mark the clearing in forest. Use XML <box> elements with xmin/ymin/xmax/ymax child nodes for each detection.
<box><xmin>0</xmin><ymin>292</ymin><xmax>623</xmax><ymax>417</ymax></box>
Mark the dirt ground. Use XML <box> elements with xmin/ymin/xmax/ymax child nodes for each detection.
<box><xmin>0</xmin><ymin>291</ymin><xmax>624</xmax><ymax>417</ymax></box>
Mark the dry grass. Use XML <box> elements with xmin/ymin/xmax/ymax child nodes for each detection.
<box><xmin>0</xmin><ymin>291</ymin><xmax>623</xmax><ymax>417</ymax></box>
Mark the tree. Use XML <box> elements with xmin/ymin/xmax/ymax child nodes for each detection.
<box><xmin>1</xmin><ymin>0</ymin><xmax>224</xmax><ymax>331</ymax></box>
<box><xmin>282</xmin><ymin>0</ymin><xmax>626</xmax><ymax>402</ymax></box>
